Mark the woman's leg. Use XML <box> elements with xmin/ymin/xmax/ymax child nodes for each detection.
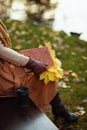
<box><xmin>50</xmin><ymin>90</ymin><xmax>79</xmax><ymax>123</ymax></box>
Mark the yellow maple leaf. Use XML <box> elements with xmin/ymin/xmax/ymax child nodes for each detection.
<box><xmin>40</xmin><ymin>42</ymin><xmax>63</xmax><ymax>84</ymax></box>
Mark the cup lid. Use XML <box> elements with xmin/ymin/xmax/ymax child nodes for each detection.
<box><xmin>17</xmin><ymin>86</ymin><xmax>29</xmax><ymax>95</ymax></box>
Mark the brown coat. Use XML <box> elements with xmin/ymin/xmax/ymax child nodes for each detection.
<box><xmin>0</xmin><ymin>61</ymin><xmax>56</xmax><ymax>110</ymax></box>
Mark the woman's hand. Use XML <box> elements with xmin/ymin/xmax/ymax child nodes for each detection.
<box><xmin>25</xmin><ymin>57</ymin><xmax>48</xmax><ymax>75</ymax></box>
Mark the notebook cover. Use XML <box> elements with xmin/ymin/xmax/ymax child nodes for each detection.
<box><xmin>20</xmin><ymin>47</ymin><xmax>54</xmax><ymax>67</ymax></box>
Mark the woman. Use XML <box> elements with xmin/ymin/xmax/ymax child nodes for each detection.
<box><xmin>0</xmin><ymin>20</ymin><xmax>78</xmax><ymax>123</ymax></box>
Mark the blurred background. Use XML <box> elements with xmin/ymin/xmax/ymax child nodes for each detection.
<box><xmin>0</xmin><ymin>0</ymin><xmax>58</xmax><ymax>24</ymax></box>
<box><xmin>1</xmin><ymin>0</ymin><xmax>87</xmax><ymax>41</ymax></box>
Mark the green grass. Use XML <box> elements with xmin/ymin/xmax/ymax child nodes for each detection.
<box><xmin>4</xmin><ymin>19</ymin><xmax>87</xmax><ymax>130</ymax></box>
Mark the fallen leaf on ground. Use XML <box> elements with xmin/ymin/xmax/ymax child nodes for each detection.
<box><xmin>75</xmin><ymin>110</ymin><xmax>86</xmax><ymax>116</ymax></box>
<box><xmin>71</xmin><ymin>72</ymin><xmax>78</xmax><ymax>78</ymax></box>
<box><xmin>58</xmin><ymin>81</ymin><xmax>69</xmax><ymax>88</ymax></box>
<box><xmin>76</xmin><ymin>106</ymin><xmax>84</xmax><ymax>110</ymax></box>
<box><xmin>82</xmin><ymin>98</ymin><xmax>87</xmax><ymax>103</ymax></box>
<box><xmin>14</xmin><ymin>45</ymin><xmax>23</xmax><ymax>50</ymax></box>
<box><xmin>82</xmin><ymin>56</ymin><xmax>87</xmax><ymax>60</ymax></box>
<box><xmin>76</xmin><ymin>106</ymin><xmax>86</xmax><ymax>116</ymax></box>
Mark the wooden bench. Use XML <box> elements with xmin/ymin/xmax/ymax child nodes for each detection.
<box><xmin>0</xmin><ymin>97</ymin><xmax>59</xmax><ymax>130</ymax></box>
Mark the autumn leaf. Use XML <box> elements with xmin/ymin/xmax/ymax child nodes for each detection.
<box><xmin>40</xmin><ymin>42</ymin><xmax>63</xmax><ymax>84</ymax></box>
<box><xmin>14</xmin><ymin>45</ymin><xmax>23</xmax><ymax>50</ymax></box>
<box><xmin>82</xmin><ymin>56</ymin><xmax>87</xmax><ymax>60</ymax></box>
<box><xmin>58</xmin><ymin>81</ymin><xmax>69</xmax><ymax>88</ymax></box>
<box><xmin>76</xmin><ymin>106</ymin><xmax>86</xmax><ymax>116</ymax></box>
<box><xmin>71</xmin><ymin>72</ymin><xmax>78</xmax><ymax>78</ymax></box>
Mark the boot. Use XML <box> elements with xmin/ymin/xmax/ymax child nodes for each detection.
<box><xmin>50</xmin><ymin>90</ymin><xmax>79</xmax><ymax>123</ymax></box>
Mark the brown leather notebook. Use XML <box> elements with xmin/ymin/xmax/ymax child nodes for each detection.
<box><xmin>20</xmin><ymin>47</ymin><xmax>54</xmax><ymax>67</ymax></box>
